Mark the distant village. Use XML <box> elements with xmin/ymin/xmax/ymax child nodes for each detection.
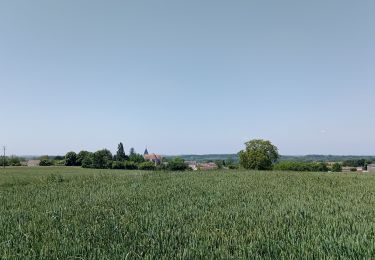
<box><xmin>5</xmin><ymin>150</ymin><xmax>375</xmax><ymax>173</ymax></box>
<box><xmin>10</xmin><ymin>148</ymin><xmax>223</xmax><ymax>171</ymax></box>
<box><xmin>2</xmin><ymin>141</ymin><xmax>375</xmax><ymax>173</ymax></box>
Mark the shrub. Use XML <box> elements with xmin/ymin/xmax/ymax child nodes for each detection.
<box><xmin>167</xmin><ymin>158</ymin><xmax>188</xmax><ymax>171</ymax></box>
<box><xmin>39</xmin><ymin>159</ymin><xmax>53</xmax><ymax>166</ymax></box>
<box><xmin>8</xmin><ymin>157</ymin><xmax>21</xmax><ymax>166</ymax></box>
<box><xmin>215</xmin><ymin>160</ymin><xmax>224</xmax><ymax>169</ymax></box>
<box><xmin>124</xmin><ymin>161</ymin><xmax>138</xmax><ymax>170</ymax></box>
<box><xmin>112</xmin><ymin>161</ymin><xmax>125</xmax><ymax>169</ymax></box>
<box><xmin>331</xmin><ymin>163</ymin><xmax>342</xmax><ymax>172</ymax></box>
<box><xmin>228</xmin><ymin>164</ymin><xmax>239</xmax><ymax>170</ymax></box>
<box><xmin>54</xmin><ymin>160</ymin><xmax>66</xmax><ymax>166</ymax></box>
<box><xmin>138</xmin><ymin>161</ymin><xmax>156</xmax><ymax>171</ymax></box>
<box><xmin>274</xmin><ymin>162</ymin><xmax>329</xmax><ymax>172</ymax></box>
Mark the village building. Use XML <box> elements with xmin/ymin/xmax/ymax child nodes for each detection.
<box><xmin>143</xmin><ymin>149</ymin><xmax>162</xmax><ymax>165</ymax></box>
<box><xmin>198</xmin><ymin>162</ymin><xmax>218</xmax><ymax>171</ymax></box>
<box><xmin>27</xmin><ymin>160</ymin><xmax>40</xmax><ymax>167</ymax></box>
<box><xmin>185</xmin><ymin>161</ymin><xmax>198</xmax><ymax>171</ymax></box>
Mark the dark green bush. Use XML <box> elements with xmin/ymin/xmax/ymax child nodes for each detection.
<box><xmin>128</xmin><ymin>153</ymin><xmax>145</xmax><ymax>163</ymax></box>
<box><xmin>138</xmin><ymin>161</ymin><xmax>156</xmax><ymax>171</ymax></box>
<box><xmin>92</xmin><ymin>149</ymin><xmax>113</xmax><ymax>169</ymax></box>
<box><xmin>228</xmin><ymin>164</ymin><xmax>239</xmax><ymax>170</ymax></box>
<box><xmin>343</xmin><ymin>159</ymin><xmax>368</xmax><ymax>167</ymax></box>
<box><xmin>77</xmin><ymin>151</ymin><xmax>91</xmax><ymax>166</ymax></box>
<box><xmin>54</xmin><ymin>160</ymin><xmax>65</xmax><ymax>166</ymax></box>
<box><xmin>274</xmin><ymin>161</ymin><xmax>329</xmax><ymax>172</ymax></box>
<box><xmin>112</xmin><ymin>161</ymin><xmax>125</xmax><ymax>169</ymax></box>
<box><xmin>167</xmin><ymin>158</ymin><xmax>188</xmax><ymax>171</ymax></box>
<box><xmin>82</xmin><ymin>154</ymin><xmax>94</xmax><ymax>168</ymax></box>
<box><xmin>124</xmin><ymin>161</ymin><xmax>138</xmax><ymax>170</ymax></box>
<box><xmin>39</xmin><ymin>159</ymin><xmax>53</xmax><ymax>166</ymax></box>
<box><xmin>8</xmin><ymin>157</ymin><xmax>21</xmax><ymax>166</ymax></box>
<box><xmin>65</xmin><ymin>151</ymin><xmax>78</xmax><ymax>166</ymax></box>
<box><xmin>331</xmin><ymin>163</ymin><xmax>342</xmax><ymax>172</ymax></box>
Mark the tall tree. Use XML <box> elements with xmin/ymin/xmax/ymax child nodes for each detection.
<box><xmin>93</xmin><ymin>149</ymin><xmax>113</xmax><ymax>169</ymax></box>
<box><xmin>239</xmin><ymin>139</ymin><xmax>279</xmax><ymax>170</ymax></box>
<box><xmin>77</xmin><ymin>150</ymin><xmax>90</xmax><ymax>166</ymax></box>
<box><xmin>65</xmin><ymin>151</ymin><xmax>78</xmax><ymax>166</ymax></box>
<box><xmin>129</xmin><ymin>147</ymin><xmax>135</xmax><ymax>156</ymax></box>
<box><xmin>116</xmin><ymin>142</ymin><xmax>126</xmax><ymax>161</ymax></box>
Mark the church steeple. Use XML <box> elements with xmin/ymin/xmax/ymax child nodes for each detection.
<box><xmin>144</xmin><ymin>147</ymin><xmax>149</xmax><ymax>155</ymax></box>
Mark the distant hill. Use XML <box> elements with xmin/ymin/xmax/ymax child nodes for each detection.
<box><xmin>280</xmin><ymin>155</ymin><xmax>375</xmax><ymax>163</ymax></box>
<box><xmin>166</xmin><ymin>154</ymin><xmax>238</xmax><ymax>163</ymax></box>
<box><xmin>166</xmin><ymin>154</ymin><xmax>375</xmax><ymax>163</ymax></box>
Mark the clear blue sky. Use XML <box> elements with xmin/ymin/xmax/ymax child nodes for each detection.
<box><xmin>1</xmin><ymin>0</ymin><xmax>374</xmax><ymax>156</ymax></box>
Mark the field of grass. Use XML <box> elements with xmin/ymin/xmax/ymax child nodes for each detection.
<box><xmin>1</xmin><ymin>167</ymin><xmax>375</xmax><ymax>259</ymax></box>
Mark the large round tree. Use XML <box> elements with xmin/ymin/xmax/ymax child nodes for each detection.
<box><xmin>65</xmin><ymin>151</ymin><xmax>78</xmax><ymax>166</ymax></box>
<box><xmin>239</xmin><ymin>139</ymin><xmax>279</xmax><ymax>170</ymax></box>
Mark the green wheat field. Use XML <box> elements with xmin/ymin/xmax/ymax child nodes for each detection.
<box><xmin>1</xmin><ymin>167</ymin><xmax>375</xmax><ymax>259</ymax></box>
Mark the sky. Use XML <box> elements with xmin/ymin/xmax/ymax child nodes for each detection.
<box><xmin>1</xmin><ymin>0</ymin><xmax>374</xmax><ymax>156</ymax></box>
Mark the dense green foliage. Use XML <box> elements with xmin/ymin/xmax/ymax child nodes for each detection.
<box><xmin>81</xmin><ymin>153</ymin><xmax>94</xmax><ymax>168</ymax></box>
<box><xmin>239</xmin><ymin>139</ymin><xmax>279</xmax><ymax>170</ymax></box>
<box><xmin>128</xmin><ymin>152</ymin><xmax>145</xmax><ymax>164</ymax></box>
<box><xmin>138</xmin><ymin>161</ymin><xmax>156</xmax><ymax>170</ymax></box>
<box><xmin>167</xmin><ymin>157</ymin><xmax>189</xmax><ymax>171</ymax></box>
<box><xmin>0</xmin><ymin>156</ymin><xmax>23</xmax><ymax>166</ymax></box>
<box><xmin>1</xmin><ymin>167</ymin><xmax>375</xmax><ymax>258</ymax></box>
<box><xmin>111</xmin><ymin>161</ymin><xmax>138</xmax><ymax>170</ymax></box>
<box><xmin>274</xmin><ymin>161</ymin><xmax>329</xmax><ymax>172</ymax></box>
<box><xmin>343</xmin><ymin>159</ymin><xmax>372</xmax><ymax>167</ymax></box>
<box><xmin>92</xmin><ymin>149</ymin><xmax>113</xmax><ymax>169</ymax></box>
<box><xmin>77</xmin><ymin>151</ymin><xmax>90</xmax><ymax>166</ymax></box>
<box><xmin>64</xmin><ymin>151</ymin><xmax>78</xmax><ymax>166</ymax></box>
<box><xmin>332</xmin><ymin>163</ymin><xmax>343</xmax><ymax>172</ymax></box>
<box><xmin>39</xmin><ymin>159</ymin><xmax>53</xmax><ymax>166</ymax></box>
<box><xmin>123</xmin><ymin>161</ymin><xmax>138</xmax><ymax>170</ymax></box>
<box><xmin>111</xmin><ymin>161</ymin><xmax>125</xmax><ymax>169</ymax></box>
<box><xmin>73</xmin><ymin>144</ymin><xmax>152</xmax><ymax>170</ymax></box>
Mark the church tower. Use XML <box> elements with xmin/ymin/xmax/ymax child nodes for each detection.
<box><xmin>144</xmin><ymin>148</ymin><xmax>149</xmax><ymax>155</ymax></box>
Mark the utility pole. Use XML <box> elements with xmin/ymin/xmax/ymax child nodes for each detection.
<box><xmin>3</xmin><ymin>146</ymin><xmax>5</xmax><ymax>169</ymax></box>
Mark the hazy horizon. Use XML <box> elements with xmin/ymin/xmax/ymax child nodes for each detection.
<box><xmin>9</xmin><ymin>153</ymin><xmax>375</xmax><ymax>158</ymax></box>
<box><xmin>1</xmin><ymin>0</ymin><xmax>374</xmax><ymax>156</ymax></box>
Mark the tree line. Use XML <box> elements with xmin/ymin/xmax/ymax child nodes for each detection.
<box><xmin>0</xmin><ymin>156</ymin><xmax>24</xmax><ymax>166</ymax></box>
<box><xmin>60</xmin><ymin>143</ymin><xmax>189</xmax><ymax>171</ymax></box>
<box><xmin>2</xmin><ymin>139</ymin><xmax>372</xmax><ymax>173</ymax></box>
